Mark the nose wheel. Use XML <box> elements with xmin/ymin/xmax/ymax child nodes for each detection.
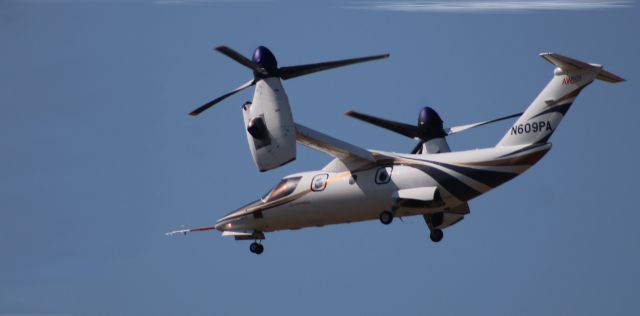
<box><xmin>249</xmin><ymin>242</ymin><xmax>264</xmax><ymax>255</ymax></box>
<box><xmin>379</xmin><ymin>210</ymin><xmax>394</xmax><ymax>225</ymax></box>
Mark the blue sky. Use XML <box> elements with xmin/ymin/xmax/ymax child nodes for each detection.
<box><xmin>1</xmin><ymin>0</ymin><xmax>639</xmax><ymax>315</ymax></box>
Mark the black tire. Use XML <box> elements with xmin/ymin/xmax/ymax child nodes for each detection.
<box><xmin>379</xmin><ymin>211</ymin><xmax>393</xmax><ymax>225</ymax></box>
<box><xmin>430</xmin><ymin>229</ymin><xmax>444</xmax><ymax>243</ymax></box>
<box><xmin>255</xmin><ymin>244</ymin><xmax>264</xmax><ymax>255</ymax></box>
<box><xmin>249</xmin><ymin>242</ymin><xmax>260</xmax><ymax>253</ymax></box>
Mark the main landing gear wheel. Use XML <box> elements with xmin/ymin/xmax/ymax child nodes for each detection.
<box><xmin>379</xmin><ymin>211</ymin><xmax>393</xmax><ymax>225</ymax></box>
<box><xmin>430</xmin><ymin>229</ymin><xmax>443</xmax><ymax>243</ymax></box>
<box><xmin>249</xmin><ymin>242</ymin><xmax>264</xmax><ymax>255</ymax></box>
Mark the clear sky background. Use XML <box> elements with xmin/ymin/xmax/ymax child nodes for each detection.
<box><xmin>1</xmin><ymin>0</ymin><xmax>639</xmax><ymax>315</ymax></box>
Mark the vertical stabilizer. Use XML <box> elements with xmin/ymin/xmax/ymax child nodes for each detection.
<box><xmin>497</xmin><ymin>53</ymin><xmax>624</xmax><ymax>147</ymax></box>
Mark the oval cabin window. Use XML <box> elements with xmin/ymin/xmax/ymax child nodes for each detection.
<box><xmin>375</xmin><ymin>167</ymin><xmax>393</xmax><ymax>184</ymax></box>
<box><xmin>311</xmin><ymin>174</ymin><xmax>329</xmax><ymax>191</ymax></box>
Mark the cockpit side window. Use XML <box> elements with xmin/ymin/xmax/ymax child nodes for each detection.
<box><xmin>262</xmin><ymin>176</ymin><xmax>302</xmax><ymax>202</ymax></box>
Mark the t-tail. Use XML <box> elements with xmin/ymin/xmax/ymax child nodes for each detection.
<box><xmin>497</xmin><ymin>53</ymin><xmax>624</xmax><ymax>147</ymax></box>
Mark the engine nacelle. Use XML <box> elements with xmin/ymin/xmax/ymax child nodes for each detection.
<box><xmin>242</xmin><ymin>78</ymin><xmax>296</xmax><ymax>172</ymax></box>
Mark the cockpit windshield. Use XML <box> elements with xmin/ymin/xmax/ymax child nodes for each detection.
<box><xmin>261</xmin><ymin>176</ymin><xmax>302</xmax><ymax>203</ymax></box>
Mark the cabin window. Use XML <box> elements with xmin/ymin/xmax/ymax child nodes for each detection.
<box><xmin>311</xmin><ymin>174</ymin><xmax>329</xmax><ymax>192</ymax></box>
<box><xmin>262</xmin><ymin>176</ymin><xmax>302</xmax><ymax>202</ymax></box>
<box><xmin>375</xmin><ymin>166</ymin><xmax>393</xmax><ymax>184</ymax></box>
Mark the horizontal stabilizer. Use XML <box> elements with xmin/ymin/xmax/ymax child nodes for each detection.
<box><xmin>596</xmin><ymin>69</ymin><xmax>626</xmax><ymax>83</ymax></box>
<box><xmin>295</xmin><ymin>123</ymin><xmax>375</xmax><ymax>162</ymax></box>
<box><xmin>540</xmin><ymin>52</ymin><xmax>625</xmax><ymax>83</ymax></box>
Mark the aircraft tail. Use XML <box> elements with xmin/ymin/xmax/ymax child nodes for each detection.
<box><xmin>496</xmin><ymin>53</ymin><xmax>624</xmax><ymax>147</ymax></box>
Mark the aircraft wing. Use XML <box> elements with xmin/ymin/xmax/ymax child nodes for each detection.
<box><xmin>295</xmin><ymin>123</ymin><xmax>376</xmax><ymax>169</ymax></box>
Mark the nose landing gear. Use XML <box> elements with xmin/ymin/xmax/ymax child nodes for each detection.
<box><xmin>379</xmin><ymin>210</ymin><xmax>394</xmax><ymax>225</ymax></box>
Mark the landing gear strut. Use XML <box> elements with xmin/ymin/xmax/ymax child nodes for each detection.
<box><xmin>379</xmin><ymin>210</ymin><xmax>393</xmax><ymax>225</ymax></box>
<box><xmin>429</xmin><ymin>229</ymin><xmax>443</xmax><ymax>243</ymax></box>
<box><xmin>249</xmin><ymin>241</ymin><xmax>264</xmax><ymax>255</ymax></box>
<box><xmin>423</xmin><ymin>214</ymin><xmax>444</xmax><ymax>243</ymax></box>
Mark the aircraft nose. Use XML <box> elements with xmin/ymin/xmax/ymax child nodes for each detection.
<box><xmin>214</xmin><ymin>221</ymin><xmax>227</xmax><ymax>232</ymax></box>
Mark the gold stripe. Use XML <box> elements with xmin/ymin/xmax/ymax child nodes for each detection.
<box><xmin>226</xmin><ymin>171</ymin><xmax>354</xmax><ymax>221</ymax></box>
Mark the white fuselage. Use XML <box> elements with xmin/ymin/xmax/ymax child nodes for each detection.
<box><xmin>215</xmin><ymin>143</ymin><xmax>551</xmax><ymax>233</ymax></box>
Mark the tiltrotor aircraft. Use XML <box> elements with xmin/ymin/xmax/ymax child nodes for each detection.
<box><xmin>168</xmin><ymin>46</ymin><xmax>624</xmax><ymax>254</ymax></box>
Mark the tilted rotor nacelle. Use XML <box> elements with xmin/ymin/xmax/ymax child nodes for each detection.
<box><xmin>190</xmin><ymin>45</ymin><xmax>389</xmax><ymax>172</ymax></box>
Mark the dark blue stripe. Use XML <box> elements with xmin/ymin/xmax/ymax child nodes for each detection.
<box><xmin>497</xmin><ymin>143</ymin><xmax>548</xmax><ymax>159</ymax></box>
<box><xmin>530</xmin><ymin>102</ymin><xmax>573</xmax><ymax>120</ymax></box>
<box><xmin>414</xmin><ymin>165</ymin><xmax>481</xmax><ymax>201</ymax></box>
<box><xmin>427</xmin><ymin>161</ymin><xmax>518</xmax><ymax>188</ymax></box>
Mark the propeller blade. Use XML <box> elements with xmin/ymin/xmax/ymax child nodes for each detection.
<box><xmin>410</xmin><ymin>141</ymin><xmax>424</xmax><ymax>154</ymax></box>
<box><xmin>278</xmin><ymin>53</ymin><xmax>390</xmax><ymax>80</ymax></box>
<box><xmin>345</xmin><ymin>110</ymin><xmax>419</xmax><ymax>139</ymax></box>
<box><xmin>189</xmin><ymin>79</ymin><xmax>255</xmax><ymax>116</ymax></box>
<box><xmin>445</xmin><ymin>112</ymin><xmax>523</xmax><ymax>135</ymax></box>
<box><xmin>215</xmin><ymin>46</ymin><xmax>267</xmax><ymax>76</ymax></box>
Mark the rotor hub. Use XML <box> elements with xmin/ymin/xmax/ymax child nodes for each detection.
<box><xmin>418</xmin><ymin>107</ymin><xmax>446</xmax><ymax>141</ymax></box>
<box><xmin>252</xmin><ymin>46</ymin><xmax>278</xmax><ymax>76</ymax></box>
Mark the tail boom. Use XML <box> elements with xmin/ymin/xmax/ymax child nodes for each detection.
<box><xmin>497</xmin><ymin>53</ymin><xmax>624</xmax><ymax>147</ymax></box>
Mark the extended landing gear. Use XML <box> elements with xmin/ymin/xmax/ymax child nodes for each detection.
<box><xmin>423</xmin><ymin>214</ymin><xmax>444</xmax><ymax>243</ymax></box>
<box><xmin>249</xmin><ymin>242</ymin><xmax>264</xmax><ymax>255</ymax></box>
<box><xmin>429</xmin><ymin>229</ymin><xmax>443</xmax><ymax>243</ymax></box>
<box><xmin>379</xmin><ymin>210</ymin><xmax>394</xmax><ymax>225</ymax></box>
